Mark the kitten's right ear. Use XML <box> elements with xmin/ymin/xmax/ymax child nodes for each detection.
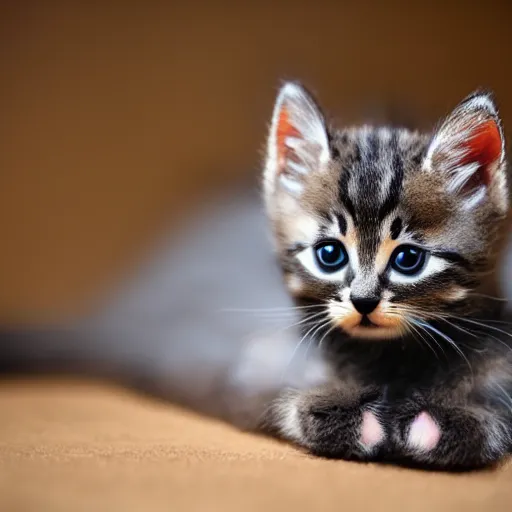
<box><xmin>263</xmin><ymin>82</ymin><xmax>330</xmax><ymax>200</ymax></box>
<box><xmin>423</xmin><ymin>92</ymin><xmax>507</xmax><ymax>213</ymax></box>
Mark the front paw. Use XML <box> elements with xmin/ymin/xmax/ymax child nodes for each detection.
<box><xmin>269</xmin><ymin>387</ymin><xmax>386</xmax><ymax>461</ymax></box>
<box><xmin>389</xmin><ymin>405</ymin><xmax>509</xmax><ymax>469</ymax></box>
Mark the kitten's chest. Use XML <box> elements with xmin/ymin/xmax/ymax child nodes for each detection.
<box><xmin>328</xmin><ymin>340</ymin><xmax>466</xmax><ymax>397</ymax></box>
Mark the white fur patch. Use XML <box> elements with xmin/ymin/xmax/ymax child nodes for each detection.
<box><xmin>279</xmin><ymin>174</ymin><xmax>304</xmax><ymax>196</ymax></box>
<box><xmin>407</xmin><ymin>412</ymin><xmax>441</xmax><ymax>452</ymax></box>
<box><xmin>277</xmin><ymin>396</ymin><xmax>303</xmax><ymax>442</ymax></box>
<box><xmin>359</xmin><ymin>410</ymin><xmax>385</xmax><ymax>452</ymax></box>
<box><xmin>328</xmin><ymin>294</ymin><xmax>353</xmax><ymax>321</ymax></box>
<box><xmin>445</xmin><ymin>287</ymin><xmax>468</xmax><ymax>302</ymax></box>
<box><xmin>446</xmin><ymin>162</ymin><xmax>480</xmax><ymax>194</ymax></box>
<box><xmin>286</xmin><ymin>274</ymin><xmax>304</xmax><ymax>295</ymax></box>
<box><xmin>345</xmin><ymin>244</ymin><xmax>360</xmax><ymax>275</ymax></box>
<box><xmin>485</xmin><ymin>418</ymin><xmax>508</xmax><ymax>455</ymax></box>
<box><xmin>461</xmin><ymin>186</ymin><xmax>487</xmax><ymax>211</ymax></box>
<box><xmin>286</xmin><ymin>158</ymin><xmax>308</xmax><ymax>175</ymax></box>
<box><xmin>288</xmin><ymin>214</ymin><xmax>320</xmax><ymax>244</ymax></box>
<box><xmin>465</xmin><ymin>94</ymin><xmax>498</xmax><ymax>116</ymax></box>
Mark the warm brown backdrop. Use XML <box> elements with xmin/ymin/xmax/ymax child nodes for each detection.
<box><xmin>1</xmin><ymin>1</ymin><xmax>511</xmax><ymax>322</ymax></box>
<box><xmin>2</xmin><ymin>4</ymin><xmax>512</xmax><ymax>510</ymax></box>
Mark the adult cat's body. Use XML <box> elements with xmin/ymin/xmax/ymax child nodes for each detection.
<box><xmin>0</xmin><ymin>186</ymin><xmax>329</xmax><ymax>429</ymax></box>
<box><xmin>2</xmin><ymin>83</ymin><xmax>512</xmax><ymax>470</ymax></box>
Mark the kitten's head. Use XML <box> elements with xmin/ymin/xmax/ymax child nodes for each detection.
<box><xmin>264</xmin><ymin>82</ymin><xmax>508</xmax><ymax>340</ymax></box>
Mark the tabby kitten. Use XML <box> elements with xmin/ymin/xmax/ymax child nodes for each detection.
<box><xmin>2</xmin><ymin>82</ymin><xmax>511</xmax><ymax>472</ymax></box>
<box><xmin>261</xmin><ymin>82</ymin><xmax>512</xmax><ymax>469</ymax></box>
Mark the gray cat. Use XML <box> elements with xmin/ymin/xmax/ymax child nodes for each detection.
<box><xmin>2</xmin><ymin>82</ymin><xmax>512</xmax><ymax>470</ymax></box>
<box><xmin>0</xmin><ymin>183</ymin><xmax>329</xmax><ymax>429</ymax></box>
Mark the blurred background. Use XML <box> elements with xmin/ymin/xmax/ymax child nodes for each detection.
<box><xmin>0</xmin><ymin>1</ymin><xmax>511</xmax><ymax>324</ymax></box>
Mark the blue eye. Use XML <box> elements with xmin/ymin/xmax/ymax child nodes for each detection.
<box><xmin>314</xmin><ymin>240</ymin><xmax>348</xmax><ymax>273</ymax></box>
<box><xmin>391</xmin><ymin>245</ymin><xmax>426</xmax><ymax>275</ymax></box>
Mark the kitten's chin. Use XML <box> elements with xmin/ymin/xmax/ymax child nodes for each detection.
<box><xmin>346</xmin><ymin>325</ymin><xmax>404</xmax><ymax>340</ymax></box>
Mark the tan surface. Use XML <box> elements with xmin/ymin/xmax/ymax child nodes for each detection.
<box><xmin>0</xmin><ymin>379</ymin><xmax>510</xmax><ymax>512</ymax></box>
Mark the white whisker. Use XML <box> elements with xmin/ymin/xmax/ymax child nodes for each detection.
<box><xmin>452</xmin><ymin>317</ymin><xmax>512</xmax><ymax>340</ymax></box>
<box><xmin>220</xmin><ymin>305</ymin><xmax>326</xmax><ymax>314</ymax></box>
<box><xmin>279</xmin><ymin>313</ymin><xmax>329</xmax><ymax>385</ymax></box>
<box><xmin>406</xmin><ymin>320</ymin><xmax>440</xmax><ymax>360</ymax></box>
<box><xmin>316</xmin><ymin>321</ymin><xmax>338</xmax><ymax>351</ymax></box>
<box><xmin>411</xmin><ymin>319</ymin><xmax>472</xmax><ymax>374</ymax></box>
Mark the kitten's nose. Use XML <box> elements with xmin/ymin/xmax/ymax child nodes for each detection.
<box><xmin>351</xmin><ymin>296</ymin><xmax>380</xmax><ymax>315</ymax></box>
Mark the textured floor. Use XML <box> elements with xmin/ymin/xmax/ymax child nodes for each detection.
<box><xmin>0</xmin><ymin>379</ymin><xmax>511</xmax><ymax>512</ymax></box>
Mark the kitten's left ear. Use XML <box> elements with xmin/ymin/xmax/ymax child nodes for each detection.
<box><xmin>424</xmin><ymin>92</ymin><xmax>507</xmax><ymax>212</ymax></box>
<box><xmin>264</xmin><ymin>82</ymin><xmax>331</xmax><ymax>200</ymax></box>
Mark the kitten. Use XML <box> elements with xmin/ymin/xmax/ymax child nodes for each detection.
<box><xmin>260</xmin><ymin>82</ymin><xmax>512</xmax><ymax>470</ymax></box>
<box><xmin>1</xmin><ymin>83</ymin><xmax>512</xmax><ymax>471</ymax></box>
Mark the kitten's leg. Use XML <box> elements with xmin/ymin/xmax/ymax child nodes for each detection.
<box><xmin>389</xmin><ymin>375</ymin><xmax>512</xmax><ymax>469</ymax></box>
<box><xmin>263</xmin><ymin>383</ymin><xmax>386</xmax><ymax>460</ymax></box>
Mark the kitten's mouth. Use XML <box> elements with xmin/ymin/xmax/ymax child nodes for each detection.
<box><xmin>359</xmin><ymin>315</ymin><xmax>377</xmax><ymax>328</ymax></box>
<box><xmin>342</xmin><ymin>313</ymin><xmax>403</xmax><ymax>339</ymax></box>
<box><xmin>328</xmin><ymin>305</ymin><xmax>403</xmax><ymax>339</ymax></box>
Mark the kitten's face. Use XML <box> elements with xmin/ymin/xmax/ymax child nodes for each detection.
<box><xmin>264</xmin><ymin>84</ymin><xmax>508</xmax><ymax>340</ymax></box>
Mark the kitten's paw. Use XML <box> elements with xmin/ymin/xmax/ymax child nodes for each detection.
<box><xmin>270</xmin><ymin>387</ymin><xmax>386</xmax><ymax>460</ymax></box>
<box><xmin>391</xmin><ymin>405</ymin><xmax>509</xmax><ymax>469</ymax></box>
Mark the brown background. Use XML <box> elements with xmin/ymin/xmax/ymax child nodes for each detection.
<box><xmin>1</xmin><ymin>1</ymin><xmax>511</xmax><ymax>322</ymax></box>
<box><xmin>2</xmin><ymin>4</ymin><xmax>512</xmax><ymax>509</ymax></box>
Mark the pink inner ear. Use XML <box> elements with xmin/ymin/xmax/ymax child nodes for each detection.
<box><xmin>459</xmin><ymin>119</ymin><xmax>502</xmax><ymax>186</ymax></box>
<box><xmin>276</xmin><ymin>107</ymin><xmax>301</xmax><ymax>169</ymax></box>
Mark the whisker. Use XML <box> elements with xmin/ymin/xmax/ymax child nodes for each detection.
<box><xmin>279</xmin><ymin>314</ymin><xmax>329</xmax><ymax>385</ymax></box>
<box><xmin>412</xmin><ymin>319</ymin><xmax>473</xmax><ymax>374</ymax></box>
<box><xmin>414</xmin><ymin>322</ymin><xmax>447</xmax><ymax>358</ymax></box>
<box><xmin>451</xmin><ymin>317</ymin><xmax>512</xmax><ymax>340</ymax></box>
<box><xmin>316</xmin><ymin>321</ymin><xmax>338</xmax><ymax>351</ymax></box>
<box><xmin>433</xmin><ymin>315</ymin><xmax>481</xmax><ymax>342</ymax></box>
<box><xmin>406</xmin><ymin>320</ymin><xmax>440</xmax><ymax>360</ymax></box>
<box><xmin>439</xmin><ymin>315</ymin><xmax>512</xmax><ymax>353</ymax></box>
<box><xmin>390</xmin><ymin>304</ymin><xmax>512</xmax><ymax>354</ymax></box>
<box><xmin>261</xmin><ymin>310</ymin><xmax>330</xmax><ymax>339</ymax></box>
<box><xmin>220</xmin><ymin>305</ymin><xmax>326</xmax><ymax>314</ymax></box>
<box><xmin>304</xmin><ymin>319</ymin><xmax>334</xmax><ymax>359</ymax></box>
<box><xmin>493</xmin><ymin>382</ymin><xmax>512</xmax><ymax>414</ymax></box>
<box><xmin>463</xmin><ymin>317</ymin><xmax>512</xmax><ymax>326</ymax></box>
<box><xmin>466</xmin><ymin>292</ymin><xmax>510</xmax><ymax>302</ymax></box>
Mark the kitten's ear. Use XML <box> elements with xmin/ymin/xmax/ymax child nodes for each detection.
<box><xmin>424</xmin><ymin>92</ymin><xmax>507</xmax><ymax>212</ymax></box>
<box><xmin>264</xmin><ymin>82</ymin><xmax>330</xmax><ymax>200</ymax></box>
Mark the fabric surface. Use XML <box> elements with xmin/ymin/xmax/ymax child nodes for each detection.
<box><xmin>1</xmin><ymin>379</ymin><xmax>511</xmax><ymax>511</ymax></box>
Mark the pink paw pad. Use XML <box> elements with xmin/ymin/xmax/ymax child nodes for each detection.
<box><xmin>407</xmin><ymin>412</ymin><xmax>441</xmax><ymax>452</ymax></box>
<box><xmin>359</xmin><ymin>410</ymin><xmax>385</xmax><ymax>450</ymax></box>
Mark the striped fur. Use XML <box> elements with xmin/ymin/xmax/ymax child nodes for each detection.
<box><xmin>264</xmin><ymin>83</ymin><xmax>508</xmax><ymax>339</ymax></box>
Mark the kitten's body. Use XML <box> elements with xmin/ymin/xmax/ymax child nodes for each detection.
<box><xmin>2</xmin><ymin>84</ymin><xmax>512</xmax><ymax>470</ymax></box>
<box><xmin>260</xmin><ymin>84</ymin><xmax>512</xmax><ymax>469</ymax></box>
